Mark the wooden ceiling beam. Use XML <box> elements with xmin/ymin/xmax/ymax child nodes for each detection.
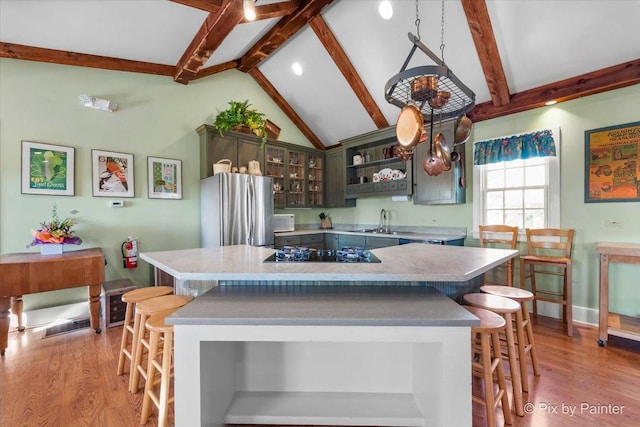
<box><xmin>238</xmin><ymin>0</ymin><xmax>335</xmax><ymax>73</ymax></box>
<box><xmin>193</xmin><ymin>60</ymin><xmax>239</xmax><ymax>80</ymax></box>
<box><xmin>170</xmin><ymin>0</ymin><xmax>222</xmax><ymax>13</ymax></box>
<box><xmin>174</xmin><ymin>0</ymin><xmax>245</xmax><ymax>84</ymax></box>
<box><xmin>173</xmin><ymin>0</ymin><xmax>299</xmax><ymax>22</ymax></box>
<box><xmin>461</xmin><ymin>0</ymin><xmax>510</xmax><ymax>107</ymax></box>
<box><xmin>468</xmin><ymin>59</ymin><xmax>640</xmax><ymax>122</ymax></box>
<box><xmin>241</xmin><ymin>0</ymin><xmax>301</xmax><ymax>23</ymax></box>
<box><xmin>0</xmin><ymin>42</ymin><xmax>174</xmax><ymax>76</ymax></box>
<box><xmin>249</xmin><ymin>67</ymin><xmax>325</xmax><ymax>150</ymax></box>
<box><xmin>309</xmin><ymin>15</ymin><xmax>389</xmax><ymax>129</ymax></box>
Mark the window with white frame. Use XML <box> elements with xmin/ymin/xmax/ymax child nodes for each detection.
<box><xmin>472</xmin><ymin>127</ymin><xmax>560</xmax><ymax>239</ymax></box>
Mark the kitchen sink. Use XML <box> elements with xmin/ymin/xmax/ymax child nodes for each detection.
<box><xmin>350</xmin><ymin>228</ymin><xmax>402</xmax><ymax>235</ymax></box>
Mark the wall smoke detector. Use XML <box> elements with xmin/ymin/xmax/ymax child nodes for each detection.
<box><xmin>79</xmin><ymin>95</ymin><xmax>117</xmax><ymax>112</ymax></box>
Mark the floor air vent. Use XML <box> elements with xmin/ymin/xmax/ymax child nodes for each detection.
<box><xmin>42</xmin><ymin>318</ymin><xmax>91</xmax><ymax>339</ymax></box>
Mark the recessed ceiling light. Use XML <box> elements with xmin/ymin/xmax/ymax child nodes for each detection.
<box><xmin>291</xmin><ymin>62</ymin><xmax>303</xmax><ymax>76</ymax></box>
<box><xmin>379</xmin><ymin>1</ymin><xmax>393</xmax><ymax>20</ymax></box>
<box><xmin>545</xmin><ymin>100</ymin><xmax>558</xmax><ymax>106</ymax></box>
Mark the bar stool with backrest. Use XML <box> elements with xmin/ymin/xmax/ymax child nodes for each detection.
<box><xmin>129</xmin><ymin>294</ymin><xmax>193</xmax><ymax>393</ymax></box>
<box><xmin>464</xmin><ymin>292</ymin><xmax>524</xmax><ymax>417</ymax></box>
<box><xmin>519</xmin><ymin>228</ymin><xmax>574</xmax><ymax>336</ymax></box>
<box><xmin>465</xmin><ymin>306</ymin><xmax>513</xmax><ymax>427</ymax></box>
<box><xmin>117</xmin><ymin>286</ymin><xmax>174</xmax><ymax>377</ymax></box>
<box><xmin>481</xmin><ymin>285</ymin><xmax>541</xmax><ymax>393</ymax></box>
<box><xmin>140</xmin><ymin>307</ymin><xmax>180</xmax><ymax>427</ymax></box>
<box><xmin>479</xmin><ymin>225</ymin><xmax>519</xmax><ymax>287</ymax></box>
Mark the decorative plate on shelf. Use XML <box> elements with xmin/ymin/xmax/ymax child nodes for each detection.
<box><xmin>377</xmin><ymin>168</ymin><xmax>394</xmax><ymax>182</ymax></box>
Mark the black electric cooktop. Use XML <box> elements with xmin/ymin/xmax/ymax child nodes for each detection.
<box><xmin>264</xmin><ymin>246</ymin><xmax>381</xmax><ymax>263</ymax></box>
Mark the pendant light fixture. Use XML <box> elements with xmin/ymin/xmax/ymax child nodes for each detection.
<box><xmin>243</xmin><ymin>0</ymin><xmax>257</xmax><ymax>21</ymax></box>
<box><xmin>384</xmin><ymin>0</ymin><xmax>475</xmax><ymax>123</ymax></box>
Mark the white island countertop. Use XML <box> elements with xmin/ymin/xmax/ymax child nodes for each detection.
<box><xmin>140</xmin><ymin>243</ymin><xmax>517</xmax><ymax>283</ymax></box>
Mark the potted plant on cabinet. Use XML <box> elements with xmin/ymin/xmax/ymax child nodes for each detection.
<box><xmin>214</xmin><ymin>100</ymin><xmax>268</xmax><ymax>144</ymax></box>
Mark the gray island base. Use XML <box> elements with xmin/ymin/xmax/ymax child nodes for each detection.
<box><xmin>169</xmin><ymin>285</ymin><xmax>480</xmax><ymax>427</ymax></box>
<box><xmin>140</xmin><ymin>244</ymin><xmax>518</xmax><ymax>426</ymax></box>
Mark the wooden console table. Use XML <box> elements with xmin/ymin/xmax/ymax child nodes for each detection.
<box><xmin>597</xmin><ymin>242</ymin><xmax>640</xmax><ymax>346</ymax></box>
<box><xmin>0</xmin><ymin>248</ymin><xmax>105</xmax><ymax>356</ymax></box>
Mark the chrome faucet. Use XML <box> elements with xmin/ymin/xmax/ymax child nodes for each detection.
<box><xmin>379</xmin><ymin>209</ymin><xmax>389</xmax><ymax>233</ymax></box>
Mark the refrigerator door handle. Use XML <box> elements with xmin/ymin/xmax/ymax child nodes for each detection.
<box><xmin>247</xmin><ymin>177</ymin><xmax>254</xmax><ymax>246</ymax></box>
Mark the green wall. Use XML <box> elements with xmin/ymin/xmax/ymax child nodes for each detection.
<box><xmin>2</xmin><ymin>58</ymin><xmax>639</xmax><ymax>320</ymax></box>
<box><xmin>0</xmin><ymin>59</ymin><xmax>311</xmax><ymax>311</ymax></box>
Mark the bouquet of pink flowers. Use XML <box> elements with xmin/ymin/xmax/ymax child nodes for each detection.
<box><xmin>27</xmin><ymin>204</ymin><xmax>82</xmax><ymax>247</ymax></box>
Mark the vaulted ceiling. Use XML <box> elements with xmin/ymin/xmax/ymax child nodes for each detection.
<box><xmin>1</xmin><ymin>0</ymin><xmax>639</xmax><ymax>149</ymax></box>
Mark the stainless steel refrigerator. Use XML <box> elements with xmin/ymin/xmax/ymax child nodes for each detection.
<box><xmin>201</xmin><ymin>173</ymin><xmax>274</xmax><ymax>247</ymax></box>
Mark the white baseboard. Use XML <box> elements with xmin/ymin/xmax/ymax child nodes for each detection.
<box><xmin>10</xmin><ymin>299</ymin><xmax>599</xmax><ymax>332</ymax></box>
<box><xmin>9</xmin><ymin>301</ymin><xmax>90</xmax><ymax>330</ymax></box>
<box><xmin>530</xmin><ymin>301</ymin><xmax>598</xmax><ymax>327</ymax></box>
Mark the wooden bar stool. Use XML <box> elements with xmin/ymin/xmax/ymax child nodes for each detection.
<box><xmin>465</xmin><ymin>306</ymin><xmax>513</xmax><ymax>427</ymax></box>
<box><xmin>479</xmin><ymin>225</ymin><xmax>519</xmax><ymax>286</ymax></box>
<box><xmin>116</xmin><ymin>286</ymin><xmax>173</xmax><ymax>377</ymax></box>
<box><xmin>519</xmin><ymin>228</ymin><xmax>574</xmax><ymax>336</ymax></box>
<box><xmin>140</xmin><ymin>308</ymin><xmax>179</xmax><ymax>427</ymax></box>
<box><xmin>481</xmin><ymin>285</ymin><xmax>541</xmax><ymax>393</ymax></box>
<box><xmin>129</xmin><ymin>294</ymin><xmax>192</xmax><ymax>393</ymax></box>
<box><xmin>464</xmin><ymin>292</ymin><xmax>524</xmax><ymax>417</ymax></box>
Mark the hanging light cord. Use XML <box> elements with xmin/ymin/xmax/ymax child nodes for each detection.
<box><xmin>440</xmin><ymin>0</ymin><xmax>446</xmax><ymax>62</ymax></box>
<box><xmin>414</xmin><ymin>0</ymin><xmax>421</xmax><ymax>41</ymax></box>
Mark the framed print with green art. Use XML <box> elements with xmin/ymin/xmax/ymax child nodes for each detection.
<box><xmin>21</xmin><ymin>141</ymin><xmax>75</xmax><ymax>196</ymax></box>
<box><xmin>147</xmin><ymin>156</ymin><xmax>182</xmax><ymax>199</ymax></box>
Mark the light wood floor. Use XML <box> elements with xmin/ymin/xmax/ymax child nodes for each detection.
<box><xmin>1</xmin><ymin>316</ymin><xmax>639</xmax><ymax>427</ymax></box>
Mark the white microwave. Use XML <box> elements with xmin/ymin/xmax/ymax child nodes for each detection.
<box><xmin>273</xmin><ymin>214</ymin><xmax>295</xmax><ymax>232</ymax></box>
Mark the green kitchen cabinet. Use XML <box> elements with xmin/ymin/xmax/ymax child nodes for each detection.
<box><xmin>196</xmin><ymin>125</ymin><xmax>264</xmax><ymax>179</ymax></box>
<box><xmin>340</xmin><ymin>126</ymin><xmax>413</xmax><ymax>199</ymax></box>
<box><xmin>325</xmin><ymin>148</ymin><xmax>355</xmax><ymax>208</ymax></box>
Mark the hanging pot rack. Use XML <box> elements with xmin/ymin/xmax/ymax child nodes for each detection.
<box><xmin>384</xmin><ymin>32</ymin><xmax>476</xmax><ymax>123</ymax></box>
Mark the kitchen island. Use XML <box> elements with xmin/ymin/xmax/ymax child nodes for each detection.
<box><xmin>140</xmin><ymin>243</ymin><xmax>517</xmax><ymax>301</ymax></box>
<box><xmin>140</xmin><ymin>244</ymin><xmax>517</xmax><ymax>426</ymax></box>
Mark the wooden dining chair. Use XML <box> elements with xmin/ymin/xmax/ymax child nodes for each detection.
<box><xmin>479</xmin><ymin>225</ymin><xmax>519</xmax><ymax>287</ymax></box>
<box><xmin>520</xmin><ymin>228</ymin><xmax>575</xmax><ymax>336</ymax></box>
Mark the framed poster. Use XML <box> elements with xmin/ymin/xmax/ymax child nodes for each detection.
<box><xmin>21</xmin><ymin>141</ymin><xmax>75</xmax><ymax>196</ymax></box>
<box><xmin>147</xmin><ymin>156</ymin><xmax>182</xmax><ymax>199</ymax></box>
<box><xmin>585</xmin><ymin>121</ymin><xmax>640</xmax><ymax>203</ymax></box>
<box><xmin>92</xmin><ymin>149</ymin><xmax>134</xmax><ymax>197</ymax></box>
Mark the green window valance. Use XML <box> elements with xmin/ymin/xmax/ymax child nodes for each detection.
<box><xmin>474</xmin><ymin>129</ymin><xmax>557</xmax><ymax>166</ymax></box>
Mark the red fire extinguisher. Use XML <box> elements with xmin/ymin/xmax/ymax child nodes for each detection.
<box><xmin>121</xmin><ymin>237</ymin><xmax>138</xmax><ymax>269</ymax></box>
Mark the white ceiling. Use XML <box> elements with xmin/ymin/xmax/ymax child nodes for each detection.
<box><xmin>1</xmin><ymin>0</ymin><xmax>639</xmax><ymax>147</ymax></box>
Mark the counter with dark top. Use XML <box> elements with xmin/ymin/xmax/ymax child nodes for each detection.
<box><xmin>275</xmin><ymin>225</ymin><xmax>467</xmax><ymax>243</ymax></box>
<box><xmin>169</xmin><ymin>284</ymin><xmax>479</xmax><ymax>327</ymax></box>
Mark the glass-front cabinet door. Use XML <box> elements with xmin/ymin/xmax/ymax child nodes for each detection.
<box><xmin>307</xmin><ymin>154</ymin><xmax>324</xmax><ymax>207</ymax></box>
<box><xmin>266</xmin><ymin>145</ymin><xmax>286</xmax><ymax>208</ymax></box>
<box><xmin>287</xmin><ymin>150</ymin><xmax>306</xmax><ymax>207</ymax></box>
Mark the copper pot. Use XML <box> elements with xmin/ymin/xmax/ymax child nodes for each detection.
<box><xmin>411</xmin><ymin>76</ymin><xmax>439</xmax><ymax>102</ymax></box>
<box><xmin>396</xmin><ymin>104</ymin><xmax>425</xmax><ymax>149</ymax></box>
<box><xmin>454</xmin><ymin>114</ymin><xmax>473</xmax><ymax>145</ymax></box>
<box><xmin>428</xmin><ymin>91</ymin><xmax>451</xmax><ymax>109</ymax></box>
<box><xmin>434</xmin><ymin>132</ymin><xmax>451</xmax><ymax>171</ymax></box>
<box><xmin>423</xmin><ymin>153</ymin><xmax>444</xmax><ymax>176</ymax></box>
<box><xmin>395</xmin><ymin>145</ymin><xmax>414</xmax><ymax>161</ymax></box>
